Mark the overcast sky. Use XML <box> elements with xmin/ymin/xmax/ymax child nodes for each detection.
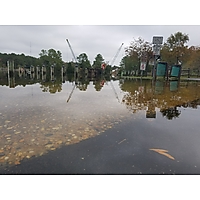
<box><xmin>1</xmin><ymin>1</ymin><xmax>200</xmax><ymax>66</ymax></box>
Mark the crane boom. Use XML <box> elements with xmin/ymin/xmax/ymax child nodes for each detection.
<box><xmin>66</xmin><ymin>39</ymin><xmax>77</xmax><ymax>62</ymax></box>
<box><xmin>110</xmin><ymin>43</ymin><xmax>124</xmax><ymax>66</ymax></box>
<box><xmin>66</xmin><ymin>39</ymin><xmax>79</xmax><ymax>103</ymax></box>
<box><xmin>108</xmin><ymin>43</ymin><xmax>124</xmax><ymax>103</ymax></box>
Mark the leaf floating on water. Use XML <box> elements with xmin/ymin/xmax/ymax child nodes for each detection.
<box><xmin>15</xmin><ymin>160</ymin><xmax>20</xmax><ymax>165</ymax></box>
<box><xmin>161</xmin><ymin>152</ymin><xmax>175</xmax><ymax>160</ymax></box>
<box><xmin>150</xmin><ymin>148</ymin><xmax>168</xmax><ymax>153</ymax></box>
<box><xmin>149</xmin><ymin>148</ymin><xmax>175</xmax><ymax>160</ymax></box>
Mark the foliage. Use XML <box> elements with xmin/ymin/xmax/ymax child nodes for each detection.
<box><xmin>77</xmin><ymin>53</ymin><xmax>91</xmax><ymax>69</ymax></box>
<box><xmin>2</xmin><ymin>31</ymin><xmax>200</xmax><ymax>72</ymax></box>
<box><xmin>0</xmin><ymin>52</ymin><xmax>39</xmax><ymax>68</ymax></box>
<box><xmin>125</xmin><ymin>37</ymin><xmax>152</xmax><ymax>60</ymax></box>
<box><xmin>183</xmin><ymin>46</ymin><xmax>200</xmax><ymax>69</ymax></box>
<box><xmin>166</xmin><ymin>32</ymin><xmax>189</xmax><ymax>49</ymax></box>
<box><xmin>66</xmin><ymin>62</ymin><xmax>75</xmax><ymax>74</ymax></box>
<box><xmin>161</xmin><ymin>32</ymin><xmax>189</xmax><ymax>66</ymax></box>
<box><xmin>104</xmin><ymin>64</ymin><xmax>111</xmax><ymax>75</ymax></box>
<box><xmin>92</xmin><ymin>54</ymin><xmax>104</xmax><ymax>69</ymax></box>
<box><xmin>120</xmin><ymin>55</ymin><xmax>138</xmax><ymax>72</ymax></box>
<box><xmin>123</xmin><ymin>37</ymin><xmax>153</xmax><ymax>73</ymax></box>
<box><xmin>39</xmin><ymin>49</ymin><xmax>63</xmax><ymax>69</ymax></box>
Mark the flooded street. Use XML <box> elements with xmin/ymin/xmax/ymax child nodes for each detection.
<box><xmin>1</xmin><ymin>71</ymin><xmax>200</xmax><ymax>174</ymax></box>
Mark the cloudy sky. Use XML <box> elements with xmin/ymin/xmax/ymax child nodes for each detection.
<box><xmin>1</xmin><ymin>1</ymin><xmax>200</xmax><ymax>66</ymax></box>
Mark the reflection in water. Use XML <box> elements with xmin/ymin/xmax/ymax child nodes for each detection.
<box><xmin>120</xmin><ymin>78</ymin><xmax>200</xmax><ymax>119</ymax></box>
<box><xmin>0</xmin><ymin>69</ymin><xmax>108</xmax><ymax>93</ymax></box>
<box><xmin>160</xmin><ymin>107</ymin><xmax>181</xmax><ymax>120</ymax></box>
<box><xmin>1</xmin><ymin>70</ymin><xmax>200</xmax><ymax>171</ymax></box>
<box><xmin>0</xmin><ymin>70</ymin><xmax>127</xmax><ymax>169</ymax></box>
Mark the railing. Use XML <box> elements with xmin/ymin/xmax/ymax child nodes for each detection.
<box><xmin>181</xmin><ymin>68</ymin><xmax>200</xmax><ymax>78</ymax></box>
<box><xmin>121</xmin><ymin>68</ymin><xmax>200</xmax><ymax>79</ymax></box>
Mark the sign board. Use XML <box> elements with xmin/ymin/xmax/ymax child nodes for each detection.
<box><xmin>152</xmin><ymin>36</ymin><xmax>163</xmax><ymax>44</ymax></box>
<box><xmin>101</xmin><ymin>63</ymin><xmax>106</xmax><ymax>70</ymax></box>
<box><xmin>153</xmin><ymin>44</ymin><xmax>161</xmax><ymax>55</ymax></box>
<box><xmin>140</xmin><ymin>62</ymin><xmax>146</xmax><ymax>71</ymax></box>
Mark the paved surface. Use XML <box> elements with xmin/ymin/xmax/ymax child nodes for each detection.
<box><xmin>1</xmin><ymin>115</ymin><xmax>200</xmax><ymax>175</ymax></box>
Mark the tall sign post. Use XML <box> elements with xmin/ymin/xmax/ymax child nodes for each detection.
<box><xmin>152</xmin><ymin>36</ymin><xmax>163</xmax><ymax>80</ymax></box>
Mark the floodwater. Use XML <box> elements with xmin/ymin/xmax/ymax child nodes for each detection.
<box><xmin>1</xmin><ymin>70</ymin><xmax>200</xmax><ymax>174</ymax></box>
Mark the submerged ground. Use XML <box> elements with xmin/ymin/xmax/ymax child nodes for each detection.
<box><xmin>1</xmin><ymin>71</ymin><xmax>200</xmax><ymax>174</ymax></box>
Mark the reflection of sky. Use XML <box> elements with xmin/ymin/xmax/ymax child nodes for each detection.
<box><xmin>0</xmin><ymin>81</ymin><xmax>132</xmax><ymax>169</ymax></box>
<box><xmin>1</xmin><ymin>79</ymin><xmax>200</xmax><ymax>174</ymax></box>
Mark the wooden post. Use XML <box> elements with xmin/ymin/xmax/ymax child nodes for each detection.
<box><xmin>11</xmin><ymin>61</ymin><xmax>15</xmax><ymax>87</ymax></box>
<box><xmin>7</xmin><ymin>61</ymin><xmax>10</xmax><ymax>87</ymax></box>
<box><xmin>36</xmin><ymin>66</ymin><xmax>40</xmax><ymax>79</ymax></box>
<box><xmin>153</xmin><ymin>56</ymin><xmax>157</xmax><ymax>81</ymax></box>
<box><xmin>51</xmin><ymin>65</ymin><xmax>54</xmax><ymax>81</ymax></box>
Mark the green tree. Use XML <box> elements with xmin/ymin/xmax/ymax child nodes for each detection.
<box><xmin>120</xmin><ymin>55</ymin><xmax>138</xmax><ymax>72</ymax></box>
<box><xmin>166</xmin><ymin>32</ymin><xmax>189</xmax><ymax>49</ymax></box>
<box><xmin>39</xmin><ymin>49</ymin><xmax>48</xmax><ymax>57</ymax></box>
<box><xmin>125</xmin><ymin>37</ymin><xmax>153</xmax><ymax>71</ymax></box>
<box><xmin>184</xmin><ymin>46</ymin><xmax>200</xmax><ymax>69</ymax></box>
<box><xmin>164</xmin><ymin>32</ymin><xmax>189</xmax><ymax>65</ymax></box>
<box><xmin>92</xmin><ymin>54</ymin><xmax>104</xmax><ymax>69</ymax></box>
<box><xmin>66</xmin><ymin>61</ymin><xmax>75</xmax><ymax>74</ymax></box>
<box><xmin>77</xmin><ymin>53</ymin><xmax>91</xmax><ymax>69</ymax></box>
<box><xmin>0</xmin><ymin>52</ymin><xmax>39</xmax><ymax>68</ymax></box>
<box><xmin>39</xmin><ymin>48</ymin><xmax>63</xmax><ymax>69</ymax></box>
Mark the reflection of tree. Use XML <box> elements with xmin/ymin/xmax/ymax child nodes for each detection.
<box><xmin>122</xmin><ymin>93</ymin><xmax>147</xmax><ymax>113</ymax></box>
<box><xmin>93</xmin><ymin>78</ymin><xmax>104</xmax><ymax>91</ymax></box>
<box><xmin>120</xmin><ymin>79</ymin><xmax>200</xmax><ymax>120</ymax></box>
<box><xmin>182</xmin><ymin>99</ymin><xmax>200</xmax><ymax>109</ymax></box>
<box><xmin>40</xmin><ymin>80</ymin><xmax>62</xmax><ymax>93</ymax></box>
<box><xmin>76</xmin><ymin>78</ymin><xmax>90</xmax><ymax>91</ymax></box>
<box><xmin>160</xmin><ymin>107</ymin><xmax>181</xmax><ymax>120</ymax></box>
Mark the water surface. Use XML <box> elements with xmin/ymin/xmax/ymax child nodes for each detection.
<box><xmin>1</xmin><ymin>71</ymin><xmax>200</xmax><ymax>174</ymax></box>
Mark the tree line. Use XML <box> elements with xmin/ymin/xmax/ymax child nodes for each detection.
<box><xmin>122</xmin><ymin>31</ymin><xmax>200</xmax><ymax>74</ymax></box>
<box><xmin>0</xmin><ymin>49</ymin><xmax>112</xmax><ymax>74</ymax></box>
<box><xmin>1</xmin><ymin>31</ymin><xmax>200</xmax><ymax>75</ymax></box>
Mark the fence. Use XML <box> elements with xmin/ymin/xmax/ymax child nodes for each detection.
<box><xmin>122</xmin><ymin>68</ymin><xmax>200</xmax><ymax>79</ymax></box>
<box><xmin>181</xmin><ymin>68</ymin><xmax>200</xmax><ymax>78</ymax></box>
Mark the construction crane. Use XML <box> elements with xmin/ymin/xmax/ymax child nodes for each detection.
<box><xmin>109</xmin><ymin>43</ymin><xmax>124</xmax><ymax>103</ymax></box>
<box><xmin>110</xmin><ymin>43</ymin><xmax>124</xmax><ymax>66</ymax></box>
<box><xmin>66</xmin><ymin>39</ymin><xmax>78</xmax><ymax>63</ymax></box>
<box><xmin>66</xmin><ymin>39</ymin><xmax>78</xmax><ymax>103</ymax></box>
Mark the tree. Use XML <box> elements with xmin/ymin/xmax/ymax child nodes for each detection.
<box><xmin>66</xmin><ymin>61</ymin><xmax>75</xmax><ymax>74</ymax></box>
<box><xmin>39</xmin><ymin>49</ymin><xmax>47</xmax><ymax>57</ymax></box>
<box><xmin>77</xmin><ymin>53</ymin><xmax>91</xmax><ymax>69</ymax></box>
<box><xmin>124</xmin><ymin>37</ymin><xmax>153</xmax><ymax>72</ymax></box>
<box><xmin>39</xmin><ymin>48</ymin><xmax>63</xmax><ymax>69</ymax></box>
<box><xmin>164</xmin><ymin>32</ymin><xmax>189</xmax><ymax>65</ymax></box>
<box><xmin>184</xmin><ymin>46</ymin><xmax>200</xmax><ymax>69</ymax></box>
<box><xmin>120</xmin><ymin>55</ymin><xmax>138</xmax><ymax>72</ymax></box>
<box><xmin>166</xmin><ymin>32</ymin><xmax>189</xmax><ymax>49</ymax></box>
<box><xmin>0</xmin><ymin>52</ymin><xmax>39</xmax><ymax>68</ymax></box>
<box><xmin>92</xmin><ymin>54</ymin><xmax>104</xmax><ymax>69</ymax></box>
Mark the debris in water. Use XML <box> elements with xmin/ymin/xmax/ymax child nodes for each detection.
<box><xmin>149</xmin><ymin>148</ymin><xmax>175</xmax><ymax>160</ymax></box>
<box><xmin>118</xmin><ymin>139</ymin><xmax>126</xmax><ymax>144</ymax></box>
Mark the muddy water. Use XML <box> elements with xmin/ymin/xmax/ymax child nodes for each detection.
<box><xmin>1</xmin><ymin>71</ymin><xmax>200</xmax><ymax>173</ymax></box>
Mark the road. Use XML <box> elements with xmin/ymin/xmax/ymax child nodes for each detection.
<box><xmin>1</xmin><ymin>115</ymin><xmax>199</xmax><ymax>175</ymax></box>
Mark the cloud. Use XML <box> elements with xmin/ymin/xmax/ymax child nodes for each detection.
<box><xmin>1</xmin><ymin>25</ymin><xmax>200</xmax><ymax>66</ymax></box>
